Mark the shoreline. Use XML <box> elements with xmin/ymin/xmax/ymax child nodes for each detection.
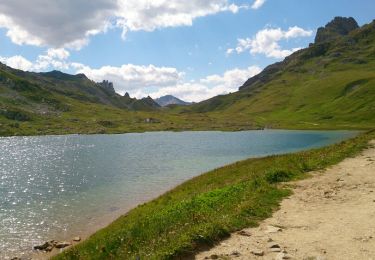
<box><xmin>0</xmin><ymin>126</ymin><xmax>368</xmax><ymax>139</ymax></box>
<box><xmin>6</xmin><ymin>130</ymin><xmax>370</xmax><ymax>259</ymax></box>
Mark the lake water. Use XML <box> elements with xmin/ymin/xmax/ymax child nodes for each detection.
<box><xmin>0</xmin><ymin>130</ymin><xmax>357</xmax><ymax>258</ymax></box>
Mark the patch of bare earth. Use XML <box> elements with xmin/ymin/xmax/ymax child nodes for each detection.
<box><xmin>196</xmin><ymin>141</ymin><xmax>375</xmax><ymax>260</ymax></box>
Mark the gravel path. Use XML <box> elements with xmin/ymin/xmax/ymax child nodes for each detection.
<box><xmin>196</xmin><ymin>141</ymin><xmax>375</xmax><ymax>260</ymax></box>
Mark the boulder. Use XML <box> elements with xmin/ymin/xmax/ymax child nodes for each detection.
<box><xmin>55</xmin><ymin>241</ymin><xmax>71</xmax><ymax>249</ymax></box>
<box><xmin>33</xmin><ymin>242</ymin><xmax>50</xmax><ymax>251</ymax></box>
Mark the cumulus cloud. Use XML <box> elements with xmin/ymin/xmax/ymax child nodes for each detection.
<box><xmin>145</xmin><ymin>66</ymin><xmax>261</xmax><ymax>102</ymax></box>
<box><xmin>75</xmin><ymin>64</ymin><xmax>184</xmax><ymax>92</ymax></box>
<box><xmin>116</xmin><ymin>0</ymin><xmax>245</xmax><ymax>38</ymax></box>
<box><xmin>251</xmin><ymin>0</ymin><xmax>266</xmax><ymax>9</ymax></box>
<box><xmin>0</xmin><ymin>55</ymin><xmax>33</xmax><ymax>71</ymax></box>
<box><xmin>228</xmin><ymin>26</ymin><xmax>313</xmax><ymax>59</ymax></box>
<box><xmin>0</xmin><ymin>0</ymin><xmax>246</xmax><ymax>48</ymax></box>
<box><xmin>76</xmin><ymin>64</ymin><xmax>260</xmax><ymax>102</ymax></box>
<box><xmin>0</xmin><ymin>48</ymin><xmax>71</xmax><ymax>71</ymax></box>
<box><xmin>0</xmin><ymin>0</ymin><xmax>116</xmax><ymax>49</ymax></box>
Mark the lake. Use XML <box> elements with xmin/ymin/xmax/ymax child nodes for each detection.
<box><xmin>0</xmin><ymin>130</ymin><xmax>357</xmax><ymax>258</ymax></box>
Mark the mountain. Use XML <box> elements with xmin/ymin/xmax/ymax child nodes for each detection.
<box><xmin>0</xmin><ymin>65</ymin><xmax>161</xmax><ymax>111</ymax></box>
<box><xmin>183</xmin><ymin>17</ymin><xmax>375</xmax><ymax>130</ymax></box>
<box><xmin>315</xmin><ymin>17</ymin><xmax>359</xmax><ymax>43</ymax></box>
<box><xmin>155</xmin><ymin>95</ymin><xmax>191</xmax><ymax>107</ymax></box>
<box><xmin>1</xmin><ymin>17</ymin><xmax>375</xmax><ymax>136</ymax></box>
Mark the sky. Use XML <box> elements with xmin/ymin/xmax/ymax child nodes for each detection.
<box><xmin>0</xmin><ymin>0</ymin><xmax>374</xmax><ymax>102</ymax></box>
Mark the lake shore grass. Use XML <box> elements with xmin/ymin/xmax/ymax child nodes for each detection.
<box><xmin>53</xmin><ymin>129</ymin><xmax>375</xmax><ymax>260</ymax></box>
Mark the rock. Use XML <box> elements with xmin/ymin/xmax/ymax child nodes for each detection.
<box><xmin>33</xmin><ymin>242</ymin><xmax>50</xmax><ymax>251</ymax></box>
<box><xmin>230</xmin><ymin>250</ymin><xmax>241</xmax><ymax>257</ymax></box>
<box><xmin>55</xmin><ymin>241</ymin><xmax>71</xmax><ymax>249</ymax></box>
<box><xmin>251</xmin><ymin>249</ymin><xmax>264</xmax><ymax>256</ymax></box>
<box><xmin>97</xmin><ymin>80</ymin><xmax>115</xmax><ymax>94</ymax></box>
<box><xmin>265</xmin><ymin>225</ymin><xmax>282</xmax><ymax>233</ymax></box>
<box><xmin>315</xmin><ymin>17</ymin><xmax>359</xmax><ymax>44</ymax></box>
<box><xmin>73</xmin><ymin>236</ymin><xmax>81</xmax><ymax>242</ymax></box>
<box><xmin>237</xmin><ymin>230</ymin><xmax>252</xmax><ymax>237</ymax></box>
<box><xmin>276</xmin><ymin>252</ymin><xmax>293</xmax><ymax>260</ymax></box>
<box><xmin>270</xmin><ymin>247</ymin><xmax>282</xmax><ymax>252</ymax></box>
<box><xmin>268</xmin><ymin>242</ymin><xmax>281</xmax><ymax>249</ymax></box>
<box><xmin>208</xmin><ymin>254</ymin><xmax>219</xmax><ymax>259</ymax></box>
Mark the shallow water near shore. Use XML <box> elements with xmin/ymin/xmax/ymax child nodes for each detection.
<box><xmin>0</xmin><ymin>130</ymin><xmax>358</xmax><ymax>259</ymax></box>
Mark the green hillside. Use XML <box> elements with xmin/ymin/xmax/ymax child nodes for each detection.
<box><xmin>0</xmin><ymin>17</ymin><xmax>374</xmax><ymax>136</ymax></box>
<box><xmin>180</xmin><ymin>17</ymin><xmax>375</xmax><ymax>129</ymax></box>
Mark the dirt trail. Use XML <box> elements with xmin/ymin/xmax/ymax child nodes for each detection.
<box><xmin>196</xmin><ymin>141</ymin><xmax>375</xmax><ymax>260</ymax></box>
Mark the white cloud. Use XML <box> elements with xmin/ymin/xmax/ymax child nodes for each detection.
<box><xmin>228</xmin><ymin>26</ymin><xmax>313</xmax><ymax>59</ymax></box>
<box><xmin>146</xmin><ymin>66</ymin><xmax>261</xmax><ymax>102</ymax></box>
<box><xmin>0</xmin><ymin>1</ymin><xmax>116</xmax><ymax>49</ymax></box>
<box><xmin>76</xmin><ymin>64</ymin><xmax>184</xmax><ymax>92</ymax></box>
<box><xmin>116</xmin><ymin>0</ymin><xmax>245</xmax><ymax>38</ymax></box>
<box><xmin>0</xmin><ymin>0</ymin><xmax>246</xmax><ymax>48</ymax></box>
<box><xmin>251</xmin><ymin>0</ymin><xmax>266</xmax><ymax>9</ymax></box>
<box><xmin>0</xmin><ymin>48</ymin><xmax>71</xmax><ymax>71</ymax></box>
<box><xmin>0</xmin><ymin>55</ymin><xmax>33</xmax><ymax>71</ymax></box>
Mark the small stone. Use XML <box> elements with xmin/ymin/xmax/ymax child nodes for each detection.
<box><xmin>231</xmin><ymin>250</ymin><xmax>241</xmax><ymax>257</ymax></box>
<box><xmin>265</xmin><ymin>225</ymin><xmax>282</xmax><ymax>233</ymax></box>
<box><xmin>73</xmin><ymin>236</ymin><xmax>81</xmax><ymax>242</ymax></box>
<box><xmin>209</xmin><ymin>254</ymin><xmax>219</xmax><ymax>259</ymax></box>
<box><xmin>270</xmin><ymin>247</ymin><xmax>282</xmax><ymax>252</ymax></box>
<box><xmin>251</xmin><ymin>249</ymin><xmax>264</xmax><ymax>256</ymax></box>
<box><xmin>268</xmin><ymin>242</ymin><xmax>281</xmax><ymax>249</ymax></box>
<box><xmin>55</xmin><ymin>241</ymin><xmax>71</xmax><ymax>249</ymax></box>
<box><xmin>267</xmin><ymin>238</ymin><xmax>273</xmax><ymax>242</ymax></box>
<box><xmin>237</xmin><ymin>230</ymin><xmax>251</xmax><ymax>237</ymax></box>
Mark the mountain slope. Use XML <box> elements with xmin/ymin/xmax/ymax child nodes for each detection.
<box><xmin>0</xmin><ymin>65</ymin><xmax>160</xmax><ymax>111</ymax></box>
<box><xmin>182</xmin><ymin>17</ymin><xmax>375</xmax><ymax>129</ymax></box>
<box><xmin>0</xmin><ymin>17</ymin><xmax>374</xmax><ymax>136</ymax></box>
<box><xmin>155</xmin><ymin>95</ymin><xmax>191</xmax><ymax>107</ymax></box>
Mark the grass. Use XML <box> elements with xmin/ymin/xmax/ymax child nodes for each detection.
<box><xmin>54</xmin><ymin>130</ymin><xmax>375</xmax><ymax>260</ymax></box>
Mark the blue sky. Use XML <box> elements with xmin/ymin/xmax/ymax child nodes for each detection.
<box><xmin>0</xmin><ymin>0</ymin><xmax>374</xmax><ymax>101</ymax></box>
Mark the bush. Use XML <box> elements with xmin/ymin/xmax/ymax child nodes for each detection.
<box><xmin>265</xmin><ymin>168</ymin><xmax>296</xmax><ymax>184</ymax></box>
<box><xmin>1</xmin><ymin>109</ymin><xmax>31</xmax><ymax>121</ymax></box>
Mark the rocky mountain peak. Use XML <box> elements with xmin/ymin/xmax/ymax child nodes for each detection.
<box><xmin>97</xmin><ymin>80</ymin><xmax>115</xmax><ymax>94</ymax></box>
<box><xmin>315</xmin><ymin>17</ymin><xmax>359</xmax><ymax>44</ymax></box>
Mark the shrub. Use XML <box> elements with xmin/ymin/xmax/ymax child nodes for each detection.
<box><xmin>265</xmin><ymin>168</ymin><xmax>296</xmax><ymax>184</ymax></box>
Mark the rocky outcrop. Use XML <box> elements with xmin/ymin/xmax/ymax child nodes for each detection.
<box><xmin>315</xmin><ymin>17</ymin><xmax>359</xmax><ymax>44</ymax></box>
<box><xmin>97</xmin><ymin>80</ymin><xmax>116</xmax><ymax>95</ymax></box>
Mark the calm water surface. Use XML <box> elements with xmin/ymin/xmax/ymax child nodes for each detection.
<box><xmin>0</xmin><ymin>130</ymin><xmax>357</xmax><ymax>258</ymax></box>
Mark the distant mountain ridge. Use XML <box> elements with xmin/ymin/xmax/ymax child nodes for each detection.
<box><xmin>155</xmin><ymin>95</ymin><xmax>191</xmax><ymax>107</ymax></box>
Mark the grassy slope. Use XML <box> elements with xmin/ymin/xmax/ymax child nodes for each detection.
<box><xmin>54</xmin><ymin>130</ymin><xmax>375</xmax><ymax>260</ymax></box>
<box><xmin>175</xmin><ymin>21</ymin><xmax>375</xmax><ymax>130</ymax></box>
